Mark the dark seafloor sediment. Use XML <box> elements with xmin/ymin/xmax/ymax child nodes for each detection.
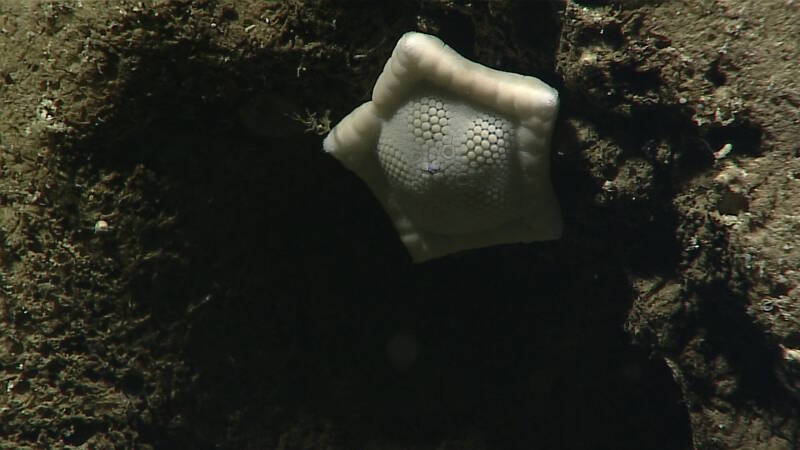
<box><xmin>0</xmin><ymin>1</ymin><xmax>797</xmax><ymax>448</ymax></box>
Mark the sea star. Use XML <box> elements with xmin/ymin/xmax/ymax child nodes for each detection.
<box><xmin>324</xmin><ymin>32</ymin><xmax>562</xmax><ymax>262</ymax></box>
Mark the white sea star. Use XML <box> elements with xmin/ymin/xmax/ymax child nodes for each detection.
<box><xmin>324</xmin><ymin>32</ymin><xmax>562</xmax><ymax>262</ymax></box>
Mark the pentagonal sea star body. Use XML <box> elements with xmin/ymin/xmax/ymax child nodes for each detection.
<box><xmin>323</xmin><ymin>32</ymin><xmax>561</xmax><ymax>262</ymax></box>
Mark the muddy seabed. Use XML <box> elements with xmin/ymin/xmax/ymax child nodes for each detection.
<box><xmin>0</xmin><ymin>1</ymin><xmax>798</xmax><ymax>449</ymax></box>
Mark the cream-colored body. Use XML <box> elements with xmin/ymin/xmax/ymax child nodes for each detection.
<box><xmin>323</xmin><ymin>32</ymin><xmax>561</xmax><ymax>262</ymax></box>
